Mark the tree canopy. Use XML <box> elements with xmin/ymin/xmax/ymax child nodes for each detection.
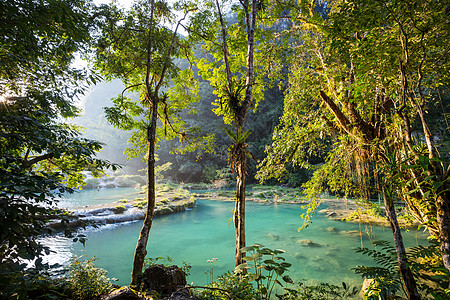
<box><xmin>257</xmin><ymin>0</ymin><xmax>450</xmax><ymax>294</ymax></box>
<box><xmin>0</xmin><ymin>0</ymin><xmax>116</xmax><ymax>274</ymax></box>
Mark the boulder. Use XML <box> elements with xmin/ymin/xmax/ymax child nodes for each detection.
<box><xmin>104</xmin><ymin>286</ymin><xmax>144</xmax><ymax>300</ymax></box>
<box><xmin>141</xmin><ymin>265</ymin><xmax>186</xmax><ymax>296</ymax></box>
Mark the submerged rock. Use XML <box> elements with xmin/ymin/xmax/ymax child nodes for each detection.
<box><xmin>294</xmin><ymin>252</ymin><xmax>305</xmax><ymax>260</ymax></box>
<box><xmin>296</xmin><ymin>239</ymin><xmax>322</xmax><ymax>247</ymax></box>
<box><xmin>326</xmin><ymin>227</ymin><xmax>339</xmax><ymax>232</ymax></box>
<box><xmin>267</xmin><ymin>233</ymin><xmax>280</xmax><ymax>240</ymax></box>
<box><xmin>341</xmin><ymin>230</ymin><xmax>363</xmax><ymax>237</ymax></box>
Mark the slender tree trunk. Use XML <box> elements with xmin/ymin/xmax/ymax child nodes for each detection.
<box><xmin>130</xmin><ymin>99</ymin><xmax>158</xmax><ymax>287</ymax></box>
<box><xmin>234</xmin><ymin>152</ymin><xmax>247</xmax><ymax>266</ymax></box>
<box><xmin>413</xmin><ymin>99</ymin><xmax>450</xmax><ymax>269</ymax></box>
<box><xmin>437</xmin><ymin>192</ymin><xmax>450</xmax><ymax>269</ymax></box>
<box><xmin>215</xmin><ymin>0</ymin><xmax>257</xmax><ymax>267</ymax></box>
<box><xmin>382</xmin><ymin>185</ymin><xmax>421</xmax><ymax>300</ymax></box>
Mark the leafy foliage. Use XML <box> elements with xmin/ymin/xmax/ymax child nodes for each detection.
<box><xmin>257</xmin><ymin>0</ymin><xmax>450</xmax><ymax>273</ymax></box>
<box><xmin>235</xmin><ymin>244</ymin><xmax>293</xmax><ymax>299</ymax></box>
<box><xmin>278</xmin><ymin>281</ymin><xmax>358</xmax><ymax>300</ymax></box>
<box><xmin>354</xmin><ymin>240</ymin><xmax>450</xmax><ymax>299</ymax></box>
<box><xmin>353</xmin><ymin>241</ymin><xmax>403</xmax><ymax>298</ymax></box>
<box><xmin>0</xmin><ymin>0</ymin><xmax>117</xmax><ymax>278</ymax></box>
<box><xmin>92</xmin><ymin>0</ymin><xmax>211</xmax><ymax>160</ymax></box>
<box><xmin>65</xmin><ymin>256</ymin><xmax>114</xmax><ymax>299</ymax></box>
<box><xmin>198</xmin><ymin>271</ymin><xmax>264</xmax><ymax>300</ymax></box>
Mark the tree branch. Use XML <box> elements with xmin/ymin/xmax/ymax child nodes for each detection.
<box><xmin>215</xmin><ymin>0</ymin><xmax>234</xmax><ymax>95</ymax></box>
<box><xmin>319</xmin><ymin>91</ymin><xmax>352</xmax><ymax>135</ymax></box>
<box><xmin>22</xmin><ymin>152</ymin><xmax>54</xmax><ymax>169</ymax></box>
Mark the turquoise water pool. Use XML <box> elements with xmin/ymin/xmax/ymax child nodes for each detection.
<box><xmin>48</xmin><ymin>191</ymin><xmax>427</xmax><ymax>288</ymax></box>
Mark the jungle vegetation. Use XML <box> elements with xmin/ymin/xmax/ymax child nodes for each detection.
<box><xmin>1</xmin><ymin>0</ymin><xmax>449</xmax><ymax>299</ymax></box>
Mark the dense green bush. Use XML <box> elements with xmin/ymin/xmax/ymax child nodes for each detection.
<box><xmin>65</xmin><ymin>256</ymin><xmax>114</xmax><ymax>299</ymax></box>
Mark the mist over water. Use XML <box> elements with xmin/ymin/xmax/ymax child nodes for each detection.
<box><xmin>57</xmin><ymin>187</ymin><xmax>140</xmax><ymax>209</ymax></box>
<box><xmin>47</xmin><ymin>190</ymin><xmax>427</xmax><ymax>288</ymax></box>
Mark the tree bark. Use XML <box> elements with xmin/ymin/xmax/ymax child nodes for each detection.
<box><xmin>215</xmin><ymin>0</ymin><xmax>257</xmax><ymax>267</ymax></box>
<box><xmin>130</xmin><ymin>98</ymin><xmax>158</xmax><ymax>287</ymax></box>
<box><xmin>234</xmin><ymin>152</ymin><xmax>247</xmax><ymax>266</ymax></box>
<box><xmin>130</xmin><ymin>0</ymin><xmax>156</xmax><ymax>286</ymax></box>
<box><xmin>436</xmin><ymin>192</ymin><xmax>450</xmax><ymax>269</ymax></box>
<box><xmin>382</xmin><ymin>185</ymin><xmax>421</xmax><ymax>300</ymax></box>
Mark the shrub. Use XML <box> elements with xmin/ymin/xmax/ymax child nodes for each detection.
<box><xmin>235</xmin><ymin>244</ymin><xmax>293</xmax><ymax>299</ymax></box>
<box><xmin>0</xmin><ymin>269</ymin><xmax>67</xmax><ymax>299</ymax></box>
<box><xmin>65</xmin><ymin>256</ymin><xmax>113</xmax><ymax>299</ymax></box>
<box><xmin>133</xmin><ymin>201</ymin><xmax>147</xmax><ymax>209</ymax></box>
<box><xmin>279</xmin><ymin>282</ymin><xmax>358</xmax><ymax>299</ymax></box>
<box><xmin>354</xmin><ymin>240</ymin><xmax>450</xmax><ymax>299</ymax></box>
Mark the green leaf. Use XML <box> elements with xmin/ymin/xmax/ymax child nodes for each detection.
<box><xmin>419</xmin><ymin>155</ymin><xmax>429</xmax><ymax>171</ymax></box>
<box><xmin>240</xmin><ymin>246</ymin><xmax>255</xmax><ymax>253</ymax></box>
<box><xmin>282</xmin><ymin>275</ymin><xmax>294</xmax><ymax>284</ymax></box>
<box><xmin>433</xmin><ymin>181</ymin><xmax>443</xmax><ymax>190</ymax></box>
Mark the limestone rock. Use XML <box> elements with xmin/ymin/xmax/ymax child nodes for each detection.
<box><xmin>141</xmin><ymin>265</ymin><xmax>186</xmax><ymax>296</ymax></box>
<box><xmin>105</xmin><ymin>286</ymin><xmax>144</xmax><ymax>300</ymax></box>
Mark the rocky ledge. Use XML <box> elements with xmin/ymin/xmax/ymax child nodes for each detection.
<box><xmin>48</xmin><ymin>194</ymin><xmax>196</xmax><ymax>230</ymax></box>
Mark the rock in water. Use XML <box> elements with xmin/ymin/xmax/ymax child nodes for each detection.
<box><xmin>296</xmin><ymin>239</ymin><xmax>322</xmax><ymax>247</ymax></box>
<box><xmin>267</xmin><ymin>233</ymin><xmax>280</xmax><ymax>240</ymax></box>
<box><xmin>326</xmin><ymin>227</ymin><xmax>339</xmax><ymax>232</ymax></box>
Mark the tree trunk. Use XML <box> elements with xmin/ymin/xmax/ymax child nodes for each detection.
<box><xmin>382</xmin><ymin>185</ymin><xmax>421</xmax><ymax>300</ymax></box>
<box><xmin>130</xmin><ymin>99</ymin><xmax>158</xmax><ymax>287</ymax></box>
<box><xmin>234</xmin><ymin>152</ymin><xmax>247</xmax><ymax>266</ymax></box>
<box><xmin>437</xmin><ymin>192</ymin><xmax>450</xmax><ymax>269</ymax></box>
